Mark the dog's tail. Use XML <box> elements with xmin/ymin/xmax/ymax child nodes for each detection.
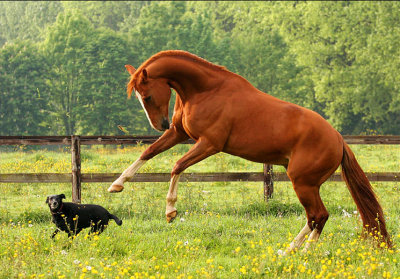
<box><xmin>109</xmin><ymin>214</ymin><xmax>122</xmax><ymax>226</ymax></box>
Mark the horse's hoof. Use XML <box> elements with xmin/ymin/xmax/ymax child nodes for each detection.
<box><xmin>166</xmin><ymin>211</ymin><xmax>177</xmax><ymax>223</ymax></box>
<box><xmin>108</xmin><ymin>184</ymin><xmax>124</xmax><ymax>193</ymax></box>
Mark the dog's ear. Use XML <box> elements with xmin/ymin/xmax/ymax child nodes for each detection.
<box><xmin>60</xmin><ymin>194</ymin><xmax>66</xmax><ymax>200</ymax></box>
<box><xmin>45</xmin><ymin>196</ymin><xmax>49</xmax><ymax>204</ymax></box>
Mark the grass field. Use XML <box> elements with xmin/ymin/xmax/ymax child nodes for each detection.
<box><xmin>0</xmin><ymin>144</ymin><xmax>399</xmax><ymax>278</ymax></box>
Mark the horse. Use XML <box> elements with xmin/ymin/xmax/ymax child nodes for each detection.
<box><xmin>108</xmin><ymin>50</ymin><xmax>391</xmax><ymax>252</ymax></box>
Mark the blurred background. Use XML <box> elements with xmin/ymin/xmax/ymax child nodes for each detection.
<box><xmin>1</xmin><ymin>1</ymin><xmax>399</xmax><ymax>136</ymax></box>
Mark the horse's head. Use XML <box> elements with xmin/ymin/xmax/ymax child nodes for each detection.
<box><xmin>125</xmin><ymin>64</ymin><xmax>171</xmax><ymax>131</ymax></box>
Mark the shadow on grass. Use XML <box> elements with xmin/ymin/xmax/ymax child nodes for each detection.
<box><xmin>5</xmin><ymin>199</ymin><xmax>361</xmax><ymax>224</ymax></box>
<box><xmin>0</xmin><ymin>209</ymin><xmax>51</xmax><ymax>224</ymax></box>
<box><xmin>242</xmin><ymin>199</ymin><xmax>303</xmax><ymax>217</ymax></box>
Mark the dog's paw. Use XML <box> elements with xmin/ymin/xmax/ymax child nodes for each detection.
<box><xmin>166</xmin><ymin>210</ymin><xmax>177</xmax><ymax>223</ymax></box>
<box><xmin>108</xmin><ymin>184</ymin><xmax>124</xmax><ymax>193</ymax></box>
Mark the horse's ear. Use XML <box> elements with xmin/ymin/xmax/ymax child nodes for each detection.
<box><xmin>141</xmin><ymin>68</ymin><xmax>148</xmax><ymax>83</ymax></box>
<box><xmin>125</xmin><ymin>64</ymin><xmax>136</xmax><ymax>75</ymax></box>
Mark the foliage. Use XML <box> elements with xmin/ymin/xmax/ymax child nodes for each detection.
<box><xmin>272</xmin><ymin>1</ymin><xmax>400</xmax><ymax>134</ymax></box>
<box><xmin>0</xmin><ymin>1</ymin><xmax>399</xmax><ymax>135</ymax></box>
<box><xmin>0</xmin><ymin>1</ymin><xmax>62</xmax><ymax>46</ymax></box>
<box><xmin>62</xmin><ymin>1</ymin><xmax>149</xmax><ymax>32</ymax></box>
<box><xmin>0</xmin><ymin>41</ymin><xmax>51</xmax><ymax>135</ymax></box>
<box><xmin>40</xmin><ymin>11</ymin><xmax>146</xmax><ymax>135</ymax></box>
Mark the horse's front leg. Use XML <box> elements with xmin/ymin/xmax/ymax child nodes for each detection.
<box><xmin>108</xmin><ymin>126</ymin><xmax>188</xmax><ymax>193</ymax></box>
<box><xmin>166</xmin><ymin>138</ymin><xmax>218</xmax><ymax>222</ymax></box>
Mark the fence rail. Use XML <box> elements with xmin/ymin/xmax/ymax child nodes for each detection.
<box><xmin>1</xmin><ymin>135</ymin><xmax>399</xmax><ymax>203</ymax></box>
<box><xmin>1</xmin><ymin>135</ymin><xmax>400</xmax><ymax>146</ymax></box>
<box><xmin>1</xmin><ymin>172</ymin><xmax>399</xmax><ymax>183</ymax></box>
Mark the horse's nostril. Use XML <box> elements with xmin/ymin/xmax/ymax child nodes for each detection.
<box><xmin>161</xmin><ymin>119</ymin><xmax>170</xmax><ymax>130</ymax></box>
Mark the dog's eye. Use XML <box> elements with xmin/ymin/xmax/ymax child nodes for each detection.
<box><xmin>144</xmin><ymin>96</ymin><xmax>151</xmax><ymax>102</ymax></box>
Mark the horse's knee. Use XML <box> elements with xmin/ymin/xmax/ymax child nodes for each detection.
<box><xmin>171</xmin><ymin>162</ymin><xmax>186</xmax><ymax>176</ymax></box>
<box><xmin>166</xmin><ymin>194</ymin><xmax>177</xmax><ymax>204</ymax></box>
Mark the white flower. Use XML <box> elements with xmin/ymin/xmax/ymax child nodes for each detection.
<box><xmin>184</xmin><ymin>241</ymin><xmax>189</xmax><ymax>246</ymax></box>
<box><xmin>28</xmin><ymin>224</ymin><xmax>33</xmax><ymax>228</ymax></box>
<box><xmin>86</xmin><ymin>266</ymin><xmax>92</xmax><ymax>271</ymax></box>
<box><xmin>180</xmin><ymin>218</ymin><xmax>185</xmax><ymax>222</ymax></box>
<box><xmin>61</xmin><ymin>250</ymin><xmax>68</xmax><ymax>255</ymax></box>
<box><xmin>324</xmin><ymin>250</ymin><xmax>331</xmax><ymax>256</ymax></box>
<box><xmin>342</xmin><ymin>209</ymin><xmax>351</xmax><ymax>218</ymax></box>
<box><xmin>73</xmin><ymin>260</ymin><xmax>80</xmax><ymax>265</ymax></box>
<box><xmin>277</xmin><ymin>249</ymin><xmax>284</xmax><ymax>256</ymax></box>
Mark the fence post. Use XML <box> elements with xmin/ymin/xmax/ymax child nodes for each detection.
<box><xmin>71</xmin><ymin>135</ymin><xmax>81</xmax><ymax>203</ymax></box>
<box><xmin>263</xmin><ymin>164</ymin><xmax>274</xmax><ymax>201</ymax></box>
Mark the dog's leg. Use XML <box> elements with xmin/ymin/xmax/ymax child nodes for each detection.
<box><xmin>97</xmin><ymin>225</ymin><xmax>106</xmax><ymax>235</ymax></box>
<box><xmin>68</xmin><ymin>228</ymin><xmax>82</xmax><ymax>239</ymax></box>
<box><xmin>51</xmin><ymin>229</ymin><xmax>60</xmax><ymax>239</ymax></box>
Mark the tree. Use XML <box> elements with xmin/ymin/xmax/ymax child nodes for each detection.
<box><xmin>0</xmin><ymin>41</ymin><xmax>50</xmax><ymax>135</ymax></box>
<box><xmin>228</xmin><ymin>3</ymin><xmax>308</xmax><ymax>106</ymax></box>
<box><xmin>125</xmin><ymin>1</ymin><xmax>187</xmax><ymax>63</ymax></box>
<box><xmin>0</xmin><ymin>2</ymin><xmax>62</xmax><ymax>46</ymax></box>
<box><xmin>272</xmin><ymin>1</ymin><xmax>400</xmax><ymax>134</ymax></box>
<box><xmin>77</xmin><ymin>28</ymin><xmax>146</xmax><ymax>135</ymax></box>
<box><xmin>41</xmin><ymin>10</ymin><xmax>150</xmax><ymax>135</ymax></box>
<box><xmin>62</xmin><ymin>1</ymin><xmax>147</xmax><ymax>32</ymax></box>
<box><xmin>42</xmin><ymin>11</ymin><xmax>97</xmax><ymax>135</ymax></box>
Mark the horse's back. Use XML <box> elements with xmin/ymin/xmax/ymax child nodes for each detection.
<box><xmin>222</xmin><ymin>89</ymin><xmax>343</xmax><ymax>171</ymax></box>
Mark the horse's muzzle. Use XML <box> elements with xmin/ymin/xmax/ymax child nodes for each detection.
<box><xmin>161</xmin><ymin>118</ymin><xmax>170</xmax><ymax>130</ymax></box>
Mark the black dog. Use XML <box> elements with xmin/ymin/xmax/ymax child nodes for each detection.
<box><xmin>46</xmin><ymin>194</ymin><xmax>122</xmax><ymax>238</ymax></box>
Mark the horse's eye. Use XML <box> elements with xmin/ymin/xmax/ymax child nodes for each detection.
<box><xmin>144</xmin><ymin>96</ymin><xmax>152</xmax><ymax>102</ymax></box>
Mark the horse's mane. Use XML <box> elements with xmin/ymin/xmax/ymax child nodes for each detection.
<box><xmin>127</xmin><ymin>50</ymin><xmax>229</xmax><ymax>97</ymax></box>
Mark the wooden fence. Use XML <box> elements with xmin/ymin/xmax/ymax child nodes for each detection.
<box><xmin>1</xmin><ymin>135</ymin><xmax>399</xmax><ymax>203</ymax></box>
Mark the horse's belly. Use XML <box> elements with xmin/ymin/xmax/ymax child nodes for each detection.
<box><xmin>223</xmin><ymin>145</ymin><xmax>289</xmax><ymax>166</ymax></box>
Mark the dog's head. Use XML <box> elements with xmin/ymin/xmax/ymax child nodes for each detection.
<box><xmin>46</xmin><ymin>194</ymin><xmax>66</xmax><ymax>211</ymax></box>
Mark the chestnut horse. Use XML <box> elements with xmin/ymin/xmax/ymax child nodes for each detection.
<box><xmin>108</xmin><ymin>50</ymin><xmax>390</xmax><ymax>252</ymax></box>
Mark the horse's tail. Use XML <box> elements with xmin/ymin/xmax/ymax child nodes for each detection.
<box><xmin>109</xmin><ymin>214</ymin><xmax>123</xmax><ymax>226</ymax></box>
<box><xmin>341</xmin><ymin>142</ymin><xmax>391</xmax><ymax>247</ymax></box>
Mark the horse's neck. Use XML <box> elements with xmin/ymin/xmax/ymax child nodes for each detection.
<box><xmin>149</xmin><ymin>57</ymin><xmax>226</xmax><ymax>100</ymax></box>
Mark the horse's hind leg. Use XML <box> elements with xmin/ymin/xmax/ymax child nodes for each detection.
<box><xmin>285</xmin><ymin>184</ymin><xmax>329</xmax><ymax>255</ymax></box>
<box><xmin>283</xmin><ymin>136</ymin><xmax>342</xmax><ymax>255</ymax></box>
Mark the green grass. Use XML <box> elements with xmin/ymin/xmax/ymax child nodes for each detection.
<box><xmin>0</xmin><ymin>144</ymin><xmax>399</xmax><ymax>278</ymax></box>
